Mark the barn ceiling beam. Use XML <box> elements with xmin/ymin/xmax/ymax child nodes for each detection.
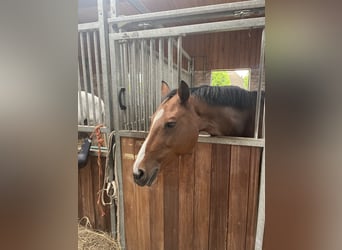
<box><xmin>108</xmin><ymin>0</ymin><xmax>264</xmax><ymax>27</ymax></box>
<box><xmin>110</xmin><ymin>17</ymin><xmax>265</xmax><ymax>40</ymax></box>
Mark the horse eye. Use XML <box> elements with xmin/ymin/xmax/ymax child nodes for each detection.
<box><xmin>165</xmin><ymin>121</ymin><xmax>176</xmax><ymax>129</ymax></box>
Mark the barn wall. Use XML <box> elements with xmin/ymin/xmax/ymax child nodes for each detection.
<box><xmin>78</xmin><ymin>155</ymin><xmax>112</xmax><ymax>232</ymax></box>
<box><xmin>121</xmin><ymin>137</ymin><xmax>262</xmax><ymax>250</ymax></box>
<box><xmin>183</xmin><ymin>29</ymin><xmax>264</xmax><ymax>90</ymax></box>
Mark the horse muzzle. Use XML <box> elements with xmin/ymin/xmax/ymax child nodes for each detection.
<box><xmin>133</xmin><ymin>167</ymin><xmax>159</xmax><ymax>186</ymax></box>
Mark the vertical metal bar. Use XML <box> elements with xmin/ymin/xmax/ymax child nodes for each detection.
<box><xmin>158</xmin><ymin>38</ymin><xmax>164</xmax><ymax>103</ymax></box>
<box><xmin>177</xmin><ymin>36</ymin><xmax>182</xmax><ymax>84</ymax></box>
<box><xmin>119</xmin><ymin>42</ymin><xmax>128</xmax><ymax>130</ymax></box>
<box><xmin>149</xmin><ymin>39</ymin><xmax>155</xmax><ymax>118</ymax></box>
<box><xmin>98</xmin><ymin>0</ymin><xmax>113</xmax><ymax>131</ymax></box>
<box><xmin>80</xmin><ymin>32</ymin><xmax>90</xmax><ymax>123</ymax></box>
<box><xmin>123</xmin><ymin>41</ymin><xmax>132</xmax><ymax>130</ymax></box>
<box><xmin>131</xmin><ymin>41</ymin><xmax>137</xmax><ymax>130</ymax></box>
<box><xmin>78</xmin><ymin>65</ymin><xmax>84</xmax><ymax>125</ymax></box>
<box><xmin>86</xmin><ymin>32</ymin><xmax>97</xmax><ymax>125</ymax></box>
<box><xmin>93</xmin><ymin>30</ymin><xmax>104</xmax><ymax>124</ymax></box>
<box><xmin>109</xmin><ymin>38</ymin><xmax>122</xmax><ymax>243</ymax></box>
<box><xmin>135</xmin><ymin>41</ymin><xmax>141</xmax><ymax>131</ymax></box>
<box><xmin>262</xmin><ymin>101</ymin><xmax>265</xmax><ymax>138</ymax></box>
<box><xmin>255</xmin><ymin>147</ymin><xmax>265</xmax><ymax>250</ymax></box>
<box><xmin>97</xmin><ymin>0</ymin><xmax>119</xmax><ymax>244</ymax></box>
<box><xmin>167</xmin><ymin>38</ymin><xmax>172</xmax><ymax>86</ymax></box>
<box><xmin>144</xmin><ymin>40</ymin><xmax>150</xmax><ymax>129</ymax></box>
<box><xmin>141</xmin><ymin>39</ymin><xmax>146</xmax><ymax>131</ymax></box>
<box><xmin>254</xmin><ymin>28</ymin><xmax>265</xmax><ymax>138</ymax></box>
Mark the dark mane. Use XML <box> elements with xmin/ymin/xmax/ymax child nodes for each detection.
<box><xmin>163</xmin><ymin>85</ymin><xmax>264</xmax><ymax>109</ymax></box>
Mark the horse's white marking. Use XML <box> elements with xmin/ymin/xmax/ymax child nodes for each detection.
<box><xmin>133</xmin><ymin>109</ymin><xmax>164</xmax><ymax>174</ymax></box>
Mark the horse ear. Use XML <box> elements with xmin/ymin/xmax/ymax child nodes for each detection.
<box><xmin>178</xmin><ymin>80</ymin><xmax>190</xmax><ymax>104</ymax></box>
<box><xmin>161</xmin><ymin>81</ymin><xmax>170</xmax><ymax>98</ymax></box>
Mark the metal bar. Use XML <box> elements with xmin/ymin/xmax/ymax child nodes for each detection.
<box><xmin>109</xmin><ymin>0</ymin><xmax>118</xmax><ymax>18</ymax></box>
<box><xmin>177</xmin><ymin>36</ymin><xmax>182</xmax><ymax>84</ymax></box>
<box><xmin>255</xmin><ymin>147</ymin><xmax>265</xmax><ymax>250</ymax></box>
<box><xmin>149</xmin><ymin>39</ymin><xmax>155</xmax><ymax>119</ymax></box>
<box><xmin>108</xmin><ymin>0</ymin><xmax>265</xmax><ymax>25</ymax></box>
<box><xmin>97</xmin><ymin>0</ymin><xmax>118</xmax><ymax>242</ymax></box>
<box><xmin>122</xmin><ymin>41</ymin><xmax>131</xmax><ymax>130</ymax></box>
<box><xmin>135</xmin><ymin>41</ymin><xmax>142</xmax><ymax>131</ymax></box>
<box><xmin>158</xmin><ymin>39</ymin><xmax>164</xmax><ymax>104</ymax></box>
<box><xmin>93</xmin><ymin>31</ymin><xmax>104</xmax><ymax>124</ymax></box>
<box><xmin>109</xmin><ymin>38</ymin><xmax>124</xmax><ymax>245</ymax></box>
<box><xmin>110</xmin><ymin>17</ymin><xmax>265</xmax><ymax>40</ymax></box>
<box><xmin>254</xmin><ymin>28</ymin><xmax>265</xmax><ymax>138</ymax></box>
<box><xmin>167</xmin><ymin>38</ymin><xmax>172</xmax><ymax>86</ymax></box>
<box><xmin>117</xmin><ymin>130</ymin><xmax>265</xmax><ymax>147</ymax></box>
<box><xmin>78</xmin><ymin>65</ymin><xmax>84</xmax><ymax>125</ymax></box>
<box><xmin>80</xmin><ymin>32</ymin><xmax>90</xmax><ymax>123</ymax></box>
<box><xmin>172</xmin><ymin>39</ymin><xmax>191</xmax><ymax>61</ymax></box>
<box><xmin>86</xmin><ymin>32</ymin><xmax>98</xmax><ymax>125</ymax></box>
<box><xmin>262</xmin><ymin>100</ymin><xmax>265</xmax><ymax>138</ymax></box>
<box><xmin>141</xmin><ymin>40</ymin><xmax>146</xmax><ymax>131</ymax></box>
<box><xmin>131</xmin><ymin>41</ymin><xmax>137</xmax><ymax>130</ymax></box>
<box><xmin>98</xmin><ymin>0</ymin><xmax>113</xmax><ymax>130</ymax></box>
<box><xmin>78</xmin><ymin>22</ymin><xmax>99</xmax><ymax>31</ymax></box>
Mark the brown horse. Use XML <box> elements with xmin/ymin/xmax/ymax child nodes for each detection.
<box><xmin>133</xmin><ymin>80</ymin><xmax>264</xmax><ymax>186</ymax></box>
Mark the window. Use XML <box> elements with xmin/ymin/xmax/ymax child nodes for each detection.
<box><xmin>211</xmin><ymin>69</ymin><xmax>250</xmax><ymax>90</ymax></box>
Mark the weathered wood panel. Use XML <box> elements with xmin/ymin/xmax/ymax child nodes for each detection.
<box><xmin>78</xmin><ymin>155</ymin><xmax>111</xmax><ymax>232</ymax></box>
<box><xmin>208</xmin><ymin>144</ymin><xmax>230</xmax><ymax>250</ymax></box>
<box><xmin>193</xmin><ymin>143</ymin><xmax>212</xmax><ymax>250</ymax></box>
<box><xmin>183</xmin><ymin>29</ymin><xmax>263</xmax><ymax>71</ymax></box>
<box><xmin>120</xmin><ymin>137</ymin><xmax>262</xmax><ymax>250</ymax></box>
<box><xmin>227</xmin><ymin>146</ymin><xmax>251</xmax><ymax>250</ymax></box>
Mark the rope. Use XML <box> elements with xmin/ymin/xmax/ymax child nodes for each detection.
<box><xmin>90</xmin><ymin>124</ymin><xmax>106</xmax><ymax>217</ymax></box>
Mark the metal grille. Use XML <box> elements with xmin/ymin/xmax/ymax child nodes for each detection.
<box><xmin>78</xmin><ymin>29</ymin><xmax>107</xmax><ymax>128</ymax></box>
<box><xmin>112</xmin><ymin>36</ymin><xmax>192</xmax><ymax>132</ymax></box>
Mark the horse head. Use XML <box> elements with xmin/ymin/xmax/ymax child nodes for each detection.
<box><xmin>132</xmin><ymin>80</ymin><xmax>199</xmax><ymax>186</ymax></box>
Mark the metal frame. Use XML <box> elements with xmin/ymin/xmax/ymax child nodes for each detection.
<box><xmin>108</xmin><ymin>0</ymin><xmax>265</xmax><ymax>28</ymax></box>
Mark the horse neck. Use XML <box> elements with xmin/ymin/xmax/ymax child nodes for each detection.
<box><xmin>190</xmin><ymin>97</ymin><xmax>255</xmax><ymax>137</ymax></box>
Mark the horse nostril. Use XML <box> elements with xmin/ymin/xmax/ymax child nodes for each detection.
<box><xmin>133</xmin><ymin>169</ymin><xmax>145</xmax><ymax>180</ymax></box>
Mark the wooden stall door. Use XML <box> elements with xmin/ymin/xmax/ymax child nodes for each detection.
<box><xmin>121</xmin><ymin>137</ymin><xmax>262</xmax><ymax>250</ymax></box>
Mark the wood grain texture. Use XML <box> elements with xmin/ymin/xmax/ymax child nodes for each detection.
<box><xmin>227</xmin><ymin>145</ymin><xmax>251</xmax><ymax>250</ymax></box>
<box><xmin>121</xmin><ymin>137</ymin><xmax>138</xmax><ymax>250</ymax></box>
<box><xmin>178</xmin><ymin>153</ymin><xmax>195</xmax><ymax>250</ymax></box>
<box><xmin>193</xmin><ymin>143</ymin><xmax>212</xmax><ymax>250</ymax></box>
<box><xmin>209</xmin><ymin>144</ymin><xmax>230</xmax><ymax>250</ymax></box>
<box><xmin>163</xmin><ymin>158</ymin><xmax>180</xmax><ymax>250</ymax></box>
<box><xmin>245</xmin><ymin>147</ymin><xmax>262</xmax><ymax>250</ymax></box>
<box><xmin>134</xmin><ymin>139</ymin><xmax>151</xmax><ymax>250</ymax></box>
<box><xmin>78</xmin><ymin>159</ymin><xmax>96</xmax><ymax>226</ymax></box>
<box><xmin>183</xmin><ymin>29</ymin><xmax>263</xmax><ymax>70</ymax></box>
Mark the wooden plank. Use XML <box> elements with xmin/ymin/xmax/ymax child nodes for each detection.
<box><xmin>78</xmin><ymin>160</ymin><xmax>96</xmax><ymax>226</ymax></box>
<box><xmin>134</xmin><ymin>139</ymin><xmax>151</xmax><ymax>250</ymax></box>
<box><xmin>149</xmin><ymin>155</ymin><xmax>165</xmax><ymax>250</ymax></box>
<box><xmin>193</xmin><ymin>143</ymin><xmax>212</xmax><ymax>250</ymax></box>
<box><xmin>245</xmin><ymin>147</ymin><xmax>262</xmax><ymax>250</ymax></box>
<box><xmin>121</xmin><ymin>137</ymin><xmax>138</xmax><ymax>250</ymax></box>
<box><xmin>163</xmin><ymin>157</ymin><xmax>180</xmax><ymax>250</ymax></box>
<box><xmin>90</xmin><ymin>156</ymin><xmax>111</xmax><ymax>232</ymax></box>
<box><xmin>227</xmin><ymin>145</ymin><xmax>251</xmax><ymax>250</ymax></box>
<box><xmin>208</xmin><ymin>144</ymin><xmax>230</xmax><ymax>250</ymax></box>
<box><xmin>178</xmin><ymin>152</ymin><xmax>195</xmax><ymax>250</ymax></box>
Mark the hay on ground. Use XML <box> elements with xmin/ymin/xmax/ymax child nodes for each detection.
<box><xmin>78</xmin><ymin>218</ymin><xmax>120</xmax><ymax>250</ymax></box>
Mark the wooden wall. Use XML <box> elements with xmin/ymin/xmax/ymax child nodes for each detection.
<box><xmin>121</xmin><ymin>137</ymin><xmax>262</xmax><ymax>250</ymax></box>
<box><xmin>183</xmin><ymin>29</ymin><xmax>262</xmax><ymax>70</ymax></box>
<box><xmin>78</xmin><ymin>155</ymin><xmax>112</xmax><ymax>232</ymax></box>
